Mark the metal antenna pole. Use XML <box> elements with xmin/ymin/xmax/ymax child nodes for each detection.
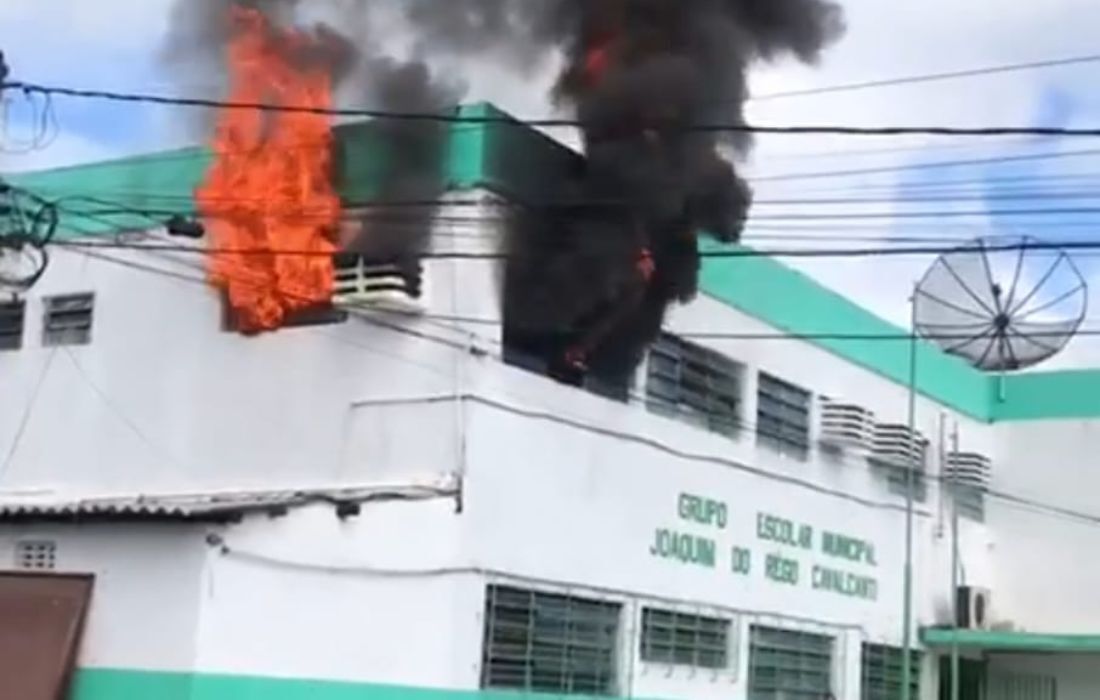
<box><xmin>950</xmin><ymin>422</ymin><xmax>962</xmax><ymax>700</ymax></box>
<box><xmin>901</xmin><ymin>287</ymin><xmax>919</xmax><ymax>700</ymax></box>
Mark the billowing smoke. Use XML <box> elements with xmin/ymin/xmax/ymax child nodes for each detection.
<box><xmin>489</xmin><ymin>0</ymin><xmax>844</xmax><ymax>390</ymax></box>
<box><xmin>163</xmin><ymin>0</ymin><xmax>844</xmax><ymax>388</ymax></box>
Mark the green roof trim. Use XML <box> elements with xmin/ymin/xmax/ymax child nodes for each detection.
<box><xmin>5</xmin><ymin>101</ymin><xmax>1099</xmax><ymax>422</ymax></box>
<box><xmin>699</xmin><ymin>244</ymin><xmax>994</xmax><ymax>419</ymax></box>
<box><xmin>993</xmin><ymin>370</ymin><xmax>1100</xmax><ymax>421</ymax></box>
<box><xmin>921</xmin><ymin>627</ymin><xmax>1100</xmax><ymax>653</ymax></box>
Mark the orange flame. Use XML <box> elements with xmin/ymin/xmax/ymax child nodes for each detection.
<box><xmin>196</xmin><ymin>5</ymin><xmax>340</xmax><ymax>333</ymax></box>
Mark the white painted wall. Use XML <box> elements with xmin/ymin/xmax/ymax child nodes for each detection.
<box><xmin>193</xmin><ymin>499</ymin><xmax>483</xmax><ymax>689</ymax></box>
<box><xmin>987</xmin><ymin>419</ymin><xmax>1100</xmax><ymax>634</ymax></box>
<box><xmin>988</xmin><ymin>654</ymin><xmax>1100</xmax><ymax>700</ymax></box>
<box><xmin>0</xmin><ymin>524</ymin><xmax>207</xmax><ymax>672</ymax></box>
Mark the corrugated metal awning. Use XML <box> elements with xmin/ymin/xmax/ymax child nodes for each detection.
<box><xmin>0</xmin><ymin>479</ymin><xmax>457</xmax><ymax>524</ymax></box>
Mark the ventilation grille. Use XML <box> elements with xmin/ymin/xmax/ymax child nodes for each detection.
<box><xmin>870</xmin><ymin>423</ymin><xmax>928</xmax><ymax>470</ymax></box>
<box><xmin>15</xmin><ymin>540</ymin><xmax>57</xmax><ymax>570</ymax></box>
<box><xmin>946</xmin><ymin>451</ymin><xmax>993</xmax><ymax>491</ymax></box>
<box><xmin>333</xmin><ymin>255</ymin><xmax>425</xmax><ymax>314</ymax></box>
<box><xmin>43</xmin><ymin>293</ymin><xmax>94</xmax><ymax>346</ymax></box>
<box><xmin>819</xmin><ymin>399</ymin><xmax>874</xmax><ymax>452</ymax></box>
<box><xmin>0</xmin><ymin>298</ymin><xmax>25</xmax><ymax>351</ymax></box>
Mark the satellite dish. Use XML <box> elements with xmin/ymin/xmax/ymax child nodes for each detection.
<box><xmin>914</xmin><ymin>236</ymin><xmax>1088</xmax><ymax>371</ymax></box>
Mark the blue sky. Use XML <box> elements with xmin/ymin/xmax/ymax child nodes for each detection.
<box><xmin>2</xmin><ymin>0</ymin><xmax>1099</xmax><ymax>367</ymax></box>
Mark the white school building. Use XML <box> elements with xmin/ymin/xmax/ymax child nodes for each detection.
<box><xmin>2</xmin><ymin>103</ymin><xmax>1100</xmax><ymax>700</ymax></box>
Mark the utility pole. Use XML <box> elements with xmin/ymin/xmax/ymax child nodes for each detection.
<box><xmin>901</xmin><ymin>285</ymin><xmax>919</xmax><ymax>700</ymax></box>
<box><xmin>950</xmin><ymin>422</ymin><xmax>961</xmax><ymax>700</ymax></box>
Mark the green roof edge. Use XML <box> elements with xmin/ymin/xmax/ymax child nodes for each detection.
<box><xmin>921</xmin><ymin>627</ymin><xmax>1100</xmax><ymax>653</ymax></box>
<box><xmin>5</xmin><ymin>101</ymin><xmax>1098</xmax><ymax>422</ymax></box>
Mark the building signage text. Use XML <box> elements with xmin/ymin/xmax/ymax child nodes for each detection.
<box><xmin>649</xmin><ymin>493</ymin><xmax>879</xmax><ymax>601</ymax></box>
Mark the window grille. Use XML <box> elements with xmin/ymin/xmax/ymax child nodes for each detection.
<box><xmin>748</xmin><ymin>625</ymin><xmax>833</xmax><ymax>700</ymax></box>
<box><xmin>756</xmin><ymin>373</ymin><xmax>811</xmax><ymax>459</ymax></box>
<box><xmin>861</xmin><ymin>643</ymin><xmax>920</xmax><ymax>700</ymax></box>
<box><xmin>952</xmin><ymin>484</ymin><xmax>986</xmax><ymax>522</ymax></box>
<box><xmin>15</xmin><ymin>540</ymin><xmax>57</xmax><ymax>570</ymax></box>
<box><xmin>640</xmin><ymin>607</ymin><xmax>731</xmax><ymax>669</ymax></box>
<box><xmin>43</xmin><ymin>293</ymin><xmax>94</xmax><ymax>347</ymax></box>
<box><xmin>481</xmin><ymin>585</ymin><xmax>621</xmax><ymax>696</ymax></box>
<box><xmin>881</xmin><ymin>463</ymin><xmax>929</xmax><ymax>503</ymax></box>
<box><xmin>0</xmin><ymin>298</ymin><xmax>25</xmax><ymax>351</ymax></box>
<box><xmin>646</xmin><ymin>333</ymin><xmax>742</xmax><ymax>437</ymax></box>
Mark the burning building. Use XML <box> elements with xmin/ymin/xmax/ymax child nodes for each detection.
<box><xmin>14</xmin><ymin>3</ymin><xmax>1100</xmax><ymax>700</ymax></box>
<box><xmin>165</xmin><ymin>0</ymin><xmax>844</xmax><ymax>396</ymax></box>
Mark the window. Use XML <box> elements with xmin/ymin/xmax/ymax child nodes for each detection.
<box><xmin>748</xmin><ymin>625</ymin><xmax>833</xmax><ymax>700</ymax></box>
<box><xmin>640</xmin><ymin>608</ymin><xmax>731</xmax><ymax>669</ymax></box>
<box><xmin>0</xmin><ymin>298</ymin><xmax>25</xmax><ymax>351</ymax></box>
<box><xmin>756</xmin><ymin>373</ymin><xmax>811</xmax><ymax>459</ymax></box>
<box><xmin>881</xmin><ymin>464</ymin><xmax>929</xmax><ymax>504</ymax></box>
<box><xmin>43</xmin><ymin>293</ymin><xmax>94</xmax><ymax>346</ymax></box>
<box><xmin>481</xmin><ymin>585</ymin><xmax>621</xmax><ymax>696</ymax></box>
<box><xmin>15</xmin><ymin>540</ymin><xmax>57</xmax><ymax>570</ymax></box>
<box><xmin>646</xmin><ymin>333</ymin><xmax>742</xmax><ymax>437</ymax></box>
<box><xmin>951</xmin><ymin>484</ymin><xmax>986</xmax><ymax>522</ymax></box>
<box><xmin>861</xmin><ymin>643</ymin><xmax>920</xmax><ymax>700</ymax></box>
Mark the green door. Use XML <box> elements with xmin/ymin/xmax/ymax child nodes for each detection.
<box><xmin>939</xmin><ymin>657</ymin><xmax>986</xmax><ymax>700</ymax></box>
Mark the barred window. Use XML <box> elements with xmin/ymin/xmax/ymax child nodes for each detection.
<box><xmin>640</xmin><ymin>608</ymin><xmax>731</xmax><ymax>669</ymax></box>
<box><xmin>748</xmin><ymin>625</ymin><xmax>833</xmax><ymax>700</ymax></box>
<box><xmin>952</xmin><ymin>484</ymin><xmax>986</xmax><ymax>522</ymax></box>
<box><xmin>861</xmin><ymin>643</ymin><xmax>920</xmax><ymax>700</ymax></box>
<box><xmin>0</xmin><ymin>298</ymin><xmax>25</xmax><ymax>351</ymax></box>
<box><xmin>646</xmin><ymin>333</ymin><xmax>742</xmax><ymax>437</ymax></box>
<box><xmin>481</xmin><ymin>585</ymin><xmax>621</xmax><ymax>696</ymax></box>
<box><xmin>756</xmin><ymin>373</ymin><xmax>811</xmax><ymax>459</ymax></box>
<box><xmin>43</xmin><ymin>293</ymin><xmax>94</xmax><ymax>347</ymax></box>
<box><xmin>881</xmin><ymin>464</ymin><xmax>929</xmax><ymax>504</ymax></box>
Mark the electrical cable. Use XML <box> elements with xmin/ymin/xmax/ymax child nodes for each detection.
<box><xmin>47</xmin><ymin>235</ymin><xmax>1100</xmax><ymax>261</ymax></box>
<box><xmin>8</xmin><ymin>79</ymin><xmax>1100</xmax><ymax>138</ymax></box>
<box><xmin>749</xmin><ymin>52</ymin><xmax>1100</xmax><ymax>102</ymax></box>
<box><xmin>752</xmin><ymin>148</ymin><xmax>1100</xmax><ymax>183</ymax></box>
<box><xmin>52</xmin><ymin>240</ymin><xmax>1100</xmax><ymax>529</ymax></box>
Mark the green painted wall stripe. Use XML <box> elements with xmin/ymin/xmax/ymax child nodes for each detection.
<box><xmin>71</xmin><ymin>669</ymin><xmax>611</xmax><ymax>700</ymax></box>
<box><xmin>993</xmin><ymin>370</ymin><xmax>1100</xmax><ymax>421</ymax></box>
<box><xmin>6</xmin><ymin>102</ymin><xmax>1100</xmax><ymax>421</ymax></box>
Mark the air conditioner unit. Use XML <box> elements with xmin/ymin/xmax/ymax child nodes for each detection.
<box><xmin>870</xmin><ymin>423</ymin><xmax>928</xmax><ymax>470</ymax></box>
<box><xmin>945</xmin><ymin>452</ymin><xmax>993</xmax><ymax>491</ymax></box>
<box><xmin>333</xmin><ymin>255</ymin><xmax>426</xmax><ymax>314</ymax></box>
<box><xmin>956</xmin><ymin>586</ymin><xmax>992</xmax><ymax>630</ymax></box>
<box><xmin>819</xmin><ymin>400</ymin><xmax>875</xmax><ymax>452</ymax></box>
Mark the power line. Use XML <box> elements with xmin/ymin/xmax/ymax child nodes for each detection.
<box><xmin>753</xmin><ymin>148</ymin><xmax>1100</xmax><ymax>183</ymax></box>
<box><xmin>55</xmin><ymin>243</ymin><xmax>1100</xmax><ymax>528</ymax></box>
<box><xmin>7</xmin><ymin>79</ymin><xmax>1100</xmax><ymax>138</ymax></box>
<box><xmin>48</xmin><ymin>234</ymin><xmax>1100</xmax><ymax>260</ymax></box>
<box><xmin>750</xmin><ymin>52</ymin><xmax>1100</xmax><ymax>102</ymax></box>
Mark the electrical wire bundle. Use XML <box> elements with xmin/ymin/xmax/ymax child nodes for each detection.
<box><xmin>0</xmin><ymin>180</ymin><xmax>58</xmax><ymax>289</ymax></box>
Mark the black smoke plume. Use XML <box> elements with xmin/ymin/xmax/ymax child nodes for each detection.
<box><xmin>163</xmin><ymin>1</ymin><xmax>844</xmax><ymax>385</ymax></box>
<box><xmin>490</xmin><ymin>0</ymin><xmax>845</xmax><ymax>390</ymax></box>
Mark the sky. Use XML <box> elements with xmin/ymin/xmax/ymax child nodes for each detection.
<box><xmin>1</xmin><ymin>0</ymin><xmax>1098</xmax><ymax>369</ymax></box>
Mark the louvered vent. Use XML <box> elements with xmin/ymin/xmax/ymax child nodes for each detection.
<box><xmin>819</xmin><ymin>399</ymin><xmax>874</xmax><ymax>452</ymax></box>
<box><xmin>333</xmin><ymin>255</ymin><xmax>425</xmax><ymax>314</ymax></box>
<box><xmin>871</xmin><ymin>423</ymin><xmax>928</xmax><ymax>470</ymax></box>
<box><xmin>945</xmin><ymin>451</ymin><xmax>993</xmax><ymax>491</ymax></box>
